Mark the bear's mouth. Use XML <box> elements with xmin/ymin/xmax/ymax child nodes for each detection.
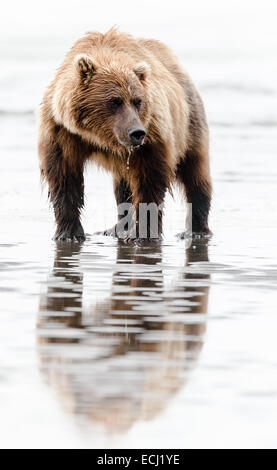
<box><xmin>117</xmin><ymin>137</ymin><xmax>146</xmax><ymax>149</ymax></box>
<box><xmin>132</xmin><ymin>139</ymin><xmax>145</xmax><ymax>149</ymax></box>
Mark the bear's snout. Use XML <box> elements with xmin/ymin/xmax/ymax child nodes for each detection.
<box><xmin>128</xmin><ymin>126</ymin><xmax>146</xmax><ymax>147</ymax></box>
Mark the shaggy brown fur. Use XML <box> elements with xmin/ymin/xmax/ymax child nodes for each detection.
<box><xmin>38</xmin><ymin>28</ymin><xmax>212</xmax><ymax>241</ymax></box>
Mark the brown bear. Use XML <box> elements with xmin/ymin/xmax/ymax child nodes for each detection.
<box><xmin>38</xmin><ymin>28</ymin><xmax>212</xmax><ymax>242</ymax></box>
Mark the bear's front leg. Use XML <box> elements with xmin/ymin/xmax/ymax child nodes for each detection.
<box><xmin>127</xmin><ymin>143</ymin><xmax>172</xmax><ymax>243</ymax></box>
<box><xmin>52</xmin><ymin>164</ymin><xmax>85</xmax><ymax>242</ymax></box>
<box><xmin>41</xmin><ymin>135</ymin><xmax>86</xmax><ymax>242</ymax></box>
<box><xmin>52</xmin><ymin>170</ymin><xmax>85</xmax><ymax>242</ymax></box>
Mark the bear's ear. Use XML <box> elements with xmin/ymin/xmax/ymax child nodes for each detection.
<box><xmin>134</xmin><ymin>62</ymin><xmax>150</xmax><ymax>82</ymax></box>
<box><xmin>75</xmin><ymin>54</ymin><xmax>96</xmax><ymax>85</ymax></box>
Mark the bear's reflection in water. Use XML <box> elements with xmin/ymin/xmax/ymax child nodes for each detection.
<box><xmin>38</xmin><ymin>240</ymin><xmax>210</xmax><ymax>434</ymax></box>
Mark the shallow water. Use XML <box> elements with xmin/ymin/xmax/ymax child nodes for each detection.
<box><xmin>1</xmin><ymin>0</ymin><xmax>277</xmax><ymax>449</ymax></box>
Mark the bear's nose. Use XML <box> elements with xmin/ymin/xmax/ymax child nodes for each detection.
<box><xmin>128</xmin><ymin>126</ymin><xmax>146</xmax><ymax>146</ymax></box>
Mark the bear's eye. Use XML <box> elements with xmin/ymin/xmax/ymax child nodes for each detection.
<box><xmin>133</xmin><ymin>98</ymin><xmax>142</xmax><ymax>110</ymax></box>
<box><xmin>108</xmin><ymin>97</ymin><xmax>123</xmax><ymax>112</ymax></box>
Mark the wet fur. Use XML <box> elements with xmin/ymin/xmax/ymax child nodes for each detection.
<box><xmin>38</xmin><ymin>28</ymin><xmax>212</xmax><ymax>241</ymax></box>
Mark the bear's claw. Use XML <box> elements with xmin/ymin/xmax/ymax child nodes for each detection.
<box><xmin>176</xmin><ymin>230</ymin><xmax>212</xmax><ymax>240</ymax></box>
<box><xmin>54</xmin><ymin>225</ymin><xmax>86</xmax><ymax>242</ymax></box>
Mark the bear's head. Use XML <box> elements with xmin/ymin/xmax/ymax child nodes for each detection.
<box><xmin>69</xmin><ymin>53</ymin><xmax>151</xmax><ymax>153</ymax></box>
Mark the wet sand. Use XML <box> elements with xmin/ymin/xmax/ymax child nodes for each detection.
<box><xmin>1</xmin><ymin>0</ymin><xmax>277</xmax><ymax>449</ymax></box>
